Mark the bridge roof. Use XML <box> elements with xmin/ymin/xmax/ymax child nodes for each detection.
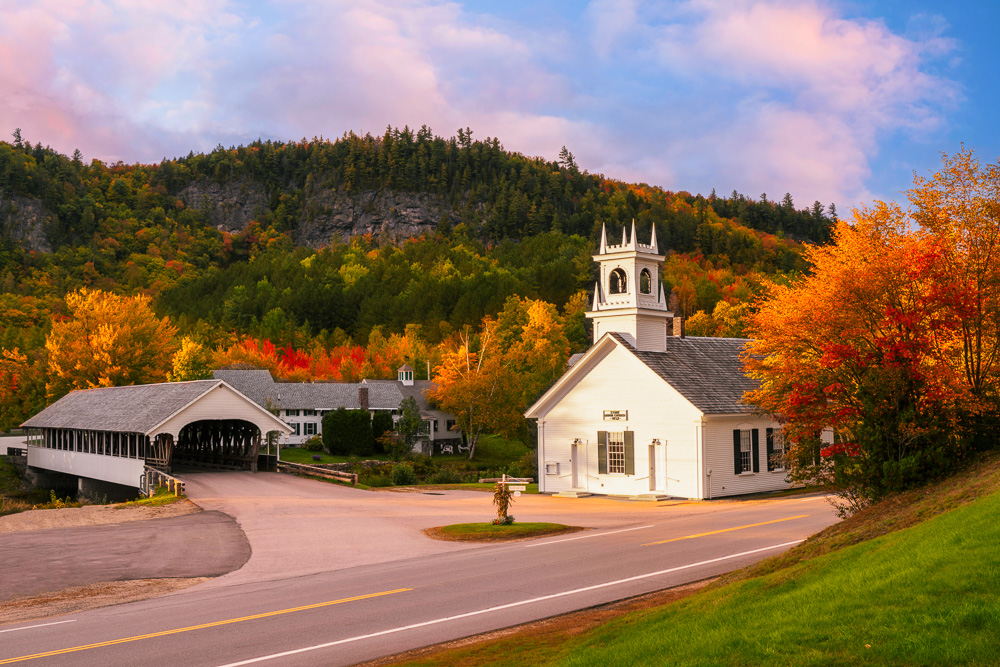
<box><xmin>21</xmin><ymin>380</ymin><xmax>287</xmax><ymax>435</ymax></box>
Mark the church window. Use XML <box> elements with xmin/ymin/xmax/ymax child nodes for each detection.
<box><xmin>766</xmin><ymin>428</ymin><xmax>786</xmax><ymax>471</ymax></box>
<box><xmin>597</xmin><ymin>430</ymin><xmax>634</xmax><ymax>475</ymax></box>
<box><xmin>639</xmin><ymin>268</ymin><xmax>652</xmax><ymax>294</ymax></box>
<box><xmin>607</xmin><ymin>432</ymin><xmax>626</xmax><ymax>473</ymax></box>
<box><xmin>733</xmin><ymin>428</ymin><xmax>760</xmax><ymax>474</ymax></box>
<box><xmin>609</xmin><ymin>268</ymin><xmax>627</xmax><ymax>294</ymax></box>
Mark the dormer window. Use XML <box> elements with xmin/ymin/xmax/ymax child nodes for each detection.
<box><xmin>639</xmin><ymin>268</ymin><xmax>652</xmax><ymax>295</ymax></box>
<box><xmin>609</xmin><ymin>268</ymin><xmax>628</xmax><ymax>294</ymax></box>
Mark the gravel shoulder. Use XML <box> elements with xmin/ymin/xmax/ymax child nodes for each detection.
<box><xmin>0</xmin><ymin>500</ymin><xmax>243</xmax><ymax>626</ymax></box>
<box><xmin>0</xmin><ymin>499</ymin><xmax>200</xmax><ymax>533</ymax></box>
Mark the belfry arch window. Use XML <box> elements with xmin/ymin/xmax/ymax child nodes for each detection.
<box><xmin>639</xmin><ymin>268</ymin><xmax>652</xmax><ymax>295</ymax></box>
<box><xmin>609</xmin><ymin>268</ymin><xmax>627</xmax><ymax>294</ymax></box>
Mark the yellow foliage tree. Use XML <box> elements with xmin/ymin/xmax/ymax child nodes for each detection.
<box><xmin>45</xmin><ymin>289</ymin><xmax>179</xmax><ymax>400</ymax></box>
<box><xmin>168</xmin><ymin>337</ymin><xmax>213</xmax><ymax>382</ymax></box>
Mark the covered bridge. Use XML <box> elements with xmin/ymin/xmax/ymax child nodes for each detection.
<box><xmin>21</xmin><ymin>379</ymin><xmax>291</xmax><ymax>495</ymax></box>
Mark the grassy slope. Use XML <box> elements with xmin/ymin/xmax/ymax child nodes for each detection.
<box><xmin>391</xmin><ymin>451</ymin><xmax>1000</xmax><ymax>667</ymax></box>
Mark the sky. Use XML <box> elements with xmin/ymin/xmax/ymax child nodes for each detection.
<box><xmin>1</xmin><ymin>0</ymin><xmax>996</xmax><ymax>213</ymax></box>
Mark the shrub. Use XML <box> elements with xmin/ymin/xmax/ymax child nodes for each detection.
<box><xmin>427</xmin><ymin>468</ymin><xmax>463</xmax><ymax>484</ymax></box>
<box><xmin>360</xmin><ymin>474</ymin><xmax>393</xmax><ymax>488</ymax></box>
<box><xmin>510</xmin><ymin>450</ymin><xmax>538</xmax><ymax>480</ymax></box>
<box><xmin>391</xmin><ymin>463</ymin><xmax>417</xmax><ymax>486</ymax></box>
<box><xmin>322</xmin><ymin>408</ymin><xmax>374</xmax><ymax>456</ymax></box>
<box><xmin>303</xmin><ymin>436</ymin><xmax>324</xmax><ymax>452</ymax></box>
<box><xmin>372</xmin><ymin>412</ymin><xmax>394</xmax><ymax>453</ymax></box>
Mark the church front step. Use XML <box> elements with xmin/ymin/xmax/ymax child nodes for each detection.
<box><xmin>553</xmin><ymin>490</ymin><xmax>593</xmax><ymax>498</ymax></box>
<box><xmin>628</xmin><ymin>493</ymin><xmax>673</xmax><ymax>502</ymax></box>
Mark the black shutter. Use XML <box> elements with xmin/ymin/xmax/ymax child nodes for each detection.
<box><xmin>624</xmin><ymin>431</ymin><xmax>634</xmax><ymax>475</ymax></box>
<box><xmin>752</xmin><ymin>429</ymin><xmax>760</xmax><ymax>473</ymax></box>
<box><xmin>733</xmin><ymin>430</ymin><xmax>742</xmax><ymax>475</ymax></box>
<box><xmin>598</xmin><ymin>431</ymin><xmax>608</xmax><ymax>475</ymax></box>
<box><xmin>766</xmin><ymin>428</ymin><xmax>775</xmax><ymax>472</ymax></box>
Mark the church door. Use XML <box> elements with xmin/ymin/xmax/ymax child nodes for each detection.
<box><xmin>571</xmin><ymin>442</ymin><xmax>581</xmax><ymax>489</ymax></box>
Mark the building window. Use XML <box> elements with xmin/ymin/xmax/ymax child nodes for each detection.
<box><xmin>285</xmin><ymin>409</ymin><xmax>300</xmax><ymax>417</ymax></box>
<box><xmin>446</xmin><ymin>419</ymin><xmax>456</xmax><ymax>432</ymax></box>
<box><xmin>304</xmin><ymin>422</ymin><xmax>317</xmax><ymax>436</ymax></box>
<box><xmin>639</xmin><ymin>268</ymin><xmax>652</xmax><ymax>294</ymax></box>
<box><xmin>291</xmin><ymin>423</ymin><xmax>300</xmax><ymax>436</ymax></box>
<box><xmin>767</xmin><ymin>428</ymin><xmax>786</xmax><ymax>471</ymax></box>
<box><xmin>733</xmin><ymin>428</ymin><xmax>759</xmax><ymax>474</ymax></box>
<box><xmin>607</xmin><ymin>431</ymin><xmax>626</xmax><ymax>473</ymax></box>
<box><xmin>609</xmin><ymin>268</ymin><xmax>627</xmax><ymax>294</ymax></box>
<box><xmin>740</xmin><ymin>430</ymin><xmax>752</xmax><ymax>472</ymax></box>
<box><xmin>303</xmin><ymin>409</ymin><xmax>316</xmax><ymax>416</ymax></box>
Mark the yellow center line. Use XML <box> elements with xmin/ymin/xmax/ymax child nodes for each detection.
<box><xmin>643</xmin><ymin>515</ymin><xmax>809</xmax><ymax>546</ymax></box>
<box><xmin>0</xmin><ymin>588</ymin><xmax>412</xmax><ymax>665</ymax></box>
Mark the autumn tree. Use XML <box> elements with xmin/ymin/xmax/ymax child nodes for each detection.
<box><xmin>168</xmin><ymin>337</ymin><xmax>213</xmax><ymax>382</ymax></box>
<box><xmin>745</xmin><ymin>203</ymin><xmax>967</xmax><ymax>514</ymax></box>
<box><xmin>430</xmin><ymin>297</ymin><xmax>570</xmax><ymax>459</ymax></box>
<box><xmin>45</xmin><ymin>289</ymin><xmax>179</xmax><ymax>400</ymax></box>
<box><xmin>0</xmin><ymin>348</ymin><xmax>46</xmax><ymax>431</ymax></box>
<box><xmin>909</xmin><ymin>148</ymin><xmax>1000</xmax><ymax>440</ymax></box>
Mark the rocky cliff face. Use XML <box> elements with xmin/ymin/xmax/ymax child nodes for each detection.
<box><xmin>295</xmin><ymin>187</ymin><xmax>447</xmax><ymax>247</ymax></box>
<box><xmin>178</xmin><ymin>178</ymin><xmax>451</xmax><ymax>248</ymax></box>
<box><xmin>177</xmin><ymin>179</ymin><xmax>270</xmax><ymax>235</ymax></box>
<box><xmin>0</xmin><ymin>190</ymin><xmax>52</xmax><ymax>252</ymax></box>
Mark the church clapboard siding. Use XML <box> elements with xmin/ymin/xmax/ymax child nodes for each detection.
<box><xmin>527</xmin><ymin>222</ymin><xmax>792</xmax><ymax>499</ymax></box>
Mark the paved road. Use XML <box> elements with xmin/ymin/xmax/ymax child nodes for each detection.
<box><xmin>0</xmin><ymin>511</ymin><xmax>249</xmax><ymax>601</ymax></box>
<box><xmin>0</xmin><ymin>473</ymin><xmax>839</xmax><ymax>666</ymax></box>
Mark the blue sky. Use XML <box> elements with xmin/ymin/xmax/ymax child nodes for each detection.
<box><xmin>1</xmin><ymin>0</ymin><xmax>996</xmax><ymax>213</ymax></box>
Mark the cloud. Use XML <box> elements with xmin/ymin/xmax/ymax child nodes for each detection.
<box><xmin>0</xmin><ymin>0</ymin><xmax>960</xmax><ymax>210</ymax></box>
<box><xmin>639</xmin><ymin>0</ymin><xmax>959</xmax><ymax>204</ymax></box>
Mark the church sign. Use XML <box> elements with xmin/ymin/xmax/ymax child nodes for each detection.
<box><xmin>603</xmin><ymin>410</ymin><xmax>628</xmax><ymax>421</ymax></box>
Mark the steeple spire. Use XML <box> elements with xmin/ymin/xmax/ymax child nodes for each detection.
<box><xmin>587</xmin><ymin>221</ymin><xmax>672</xmax><ymax>351</ymax></box>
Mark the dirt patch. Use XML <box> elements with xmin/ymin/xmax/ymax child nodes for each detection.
<box><xmin>0</xmin><ymin>578</ymin><xmax>211</xmax><ymax>625</ymax></box>
<box><xmin>356</xmin><ymin>579</ymin><xmax>716</xmax><ymax>667</ymax></box>
<box><xmin>0</xmin><ymin>499</ymin><xmax>200</xmax><ymax>534</ymax></box>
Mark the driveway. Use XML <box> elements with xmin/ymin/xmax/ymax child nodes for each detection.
<box><xmin>0</xmin><ymin>511</ymin><xmax>249</xmax><ymax>601</ymax></box>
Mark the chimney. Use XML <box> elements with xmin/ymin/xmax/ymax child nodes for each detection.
<box><xmin>672</xmin><ymin>316</ymin><xmax>685</xmax><ymax>338</ymax></box>
<box><xmin>358</xmin><ymin>386</ymin><xmax>369</xmax><ymax>411</ymax></box>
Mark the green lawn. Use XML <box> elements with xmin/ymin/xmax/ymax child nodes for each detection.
<box><xmin>428</xmin><ymin>522</ymin><xmax>583</xmax><ymax>542</ymax></box>
<box><xmin>278</xmin><ymin>448</ymin><xmax>354</xmax><ymax>465</ymax></box>
<box><xmin>558</xmin><ymin>490</ymin><xmax>1000</xmax><ymax>666</ymax></box>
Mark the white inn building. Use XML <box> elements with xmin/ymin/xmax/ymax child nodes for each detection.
<box><xmin>525</xmin><ymin>222</ymin><xmax>790</xmax><ymax>499</ymax></box>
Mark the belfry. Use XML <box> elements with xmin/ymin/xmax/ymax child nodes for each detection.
<box><xmin>586</xmin><ymin>221</ymin><xmax>672</xmax><ymax>352</ymax></box>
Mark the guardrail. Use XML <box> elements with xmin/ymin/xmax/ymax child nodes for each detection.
<box><xmin>278</xmin><ymin>461</ymin><xmax>358</xmax><ymax>486</ymax></box>
<box><xmin>141</xmin><ymin>466</ymin><xmax>186</xmax><ymax>497</ymax></box>
<box><xmin>478</xmin><ymin>476</ymin><xmax>534</xmax><ymax>483</ymax></box>
<box><xmin>5</xmin><ymin>447</ymin><xmax>26</xmax><ymax>457</ymax></box>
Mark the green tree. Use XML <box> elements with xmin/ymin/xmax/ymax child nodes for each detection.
<box><xmin>322</xmin><ymin>408</ymin><xmax>373</xmax><ymax>456</ymax></box>
<box><xmin>395</xmin><ymin>396</ymin><xmax>423</xmax><ymax>457</ymax></box>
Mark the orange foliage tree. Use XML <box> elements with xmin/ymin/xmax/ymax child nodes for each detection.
<box><xmin>45</xmin><ymin>289</ymin><xmax>179</xmax><ymax>400</ymax></box>
<box><xmin>745</xmin><ymin>203</ymin><xmax>968</xmax><ymax>514</ymax></box>
<box><xmin>430</xmin><ymin>297</ymin><xmax>570</xmax><ymax>459</ymax></box>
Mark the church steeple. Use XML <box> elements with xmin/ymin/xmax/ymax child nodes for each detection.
<box><xmin>586</xmin><ymin>221</ymin><xmax>672</xmax><ymax>352</ymax></box>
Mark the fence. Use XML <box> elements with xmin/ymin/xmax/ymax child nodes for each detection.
<box><xmin>140</xmin><ymin>465</ymin><xmax>186</xmax><ymax>497</ymax></box>
<box><xmin>277</xmin><ymin>461</ymin><xmax>358</xmax><ymax>486</ymax></box>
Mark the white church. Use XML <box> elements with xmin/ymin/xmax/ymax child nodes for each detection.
<box><xmin>526</xmin><ymin>223</ymin><xmax>790</xmax><ymax>499</ymax></box>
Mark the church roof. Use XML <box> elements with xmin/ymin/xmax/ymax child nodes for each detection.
<box><xmin>610</xmin><ymin>333</ymin><xmax>756</xmax><ymax>414</ymax></box>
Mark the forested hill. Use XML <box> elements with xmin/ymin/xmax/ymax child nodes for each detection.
<box><xmin>0</xmin><ymin>126</ymin><xmax>836</xmax><ymax>349</ymax></box>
